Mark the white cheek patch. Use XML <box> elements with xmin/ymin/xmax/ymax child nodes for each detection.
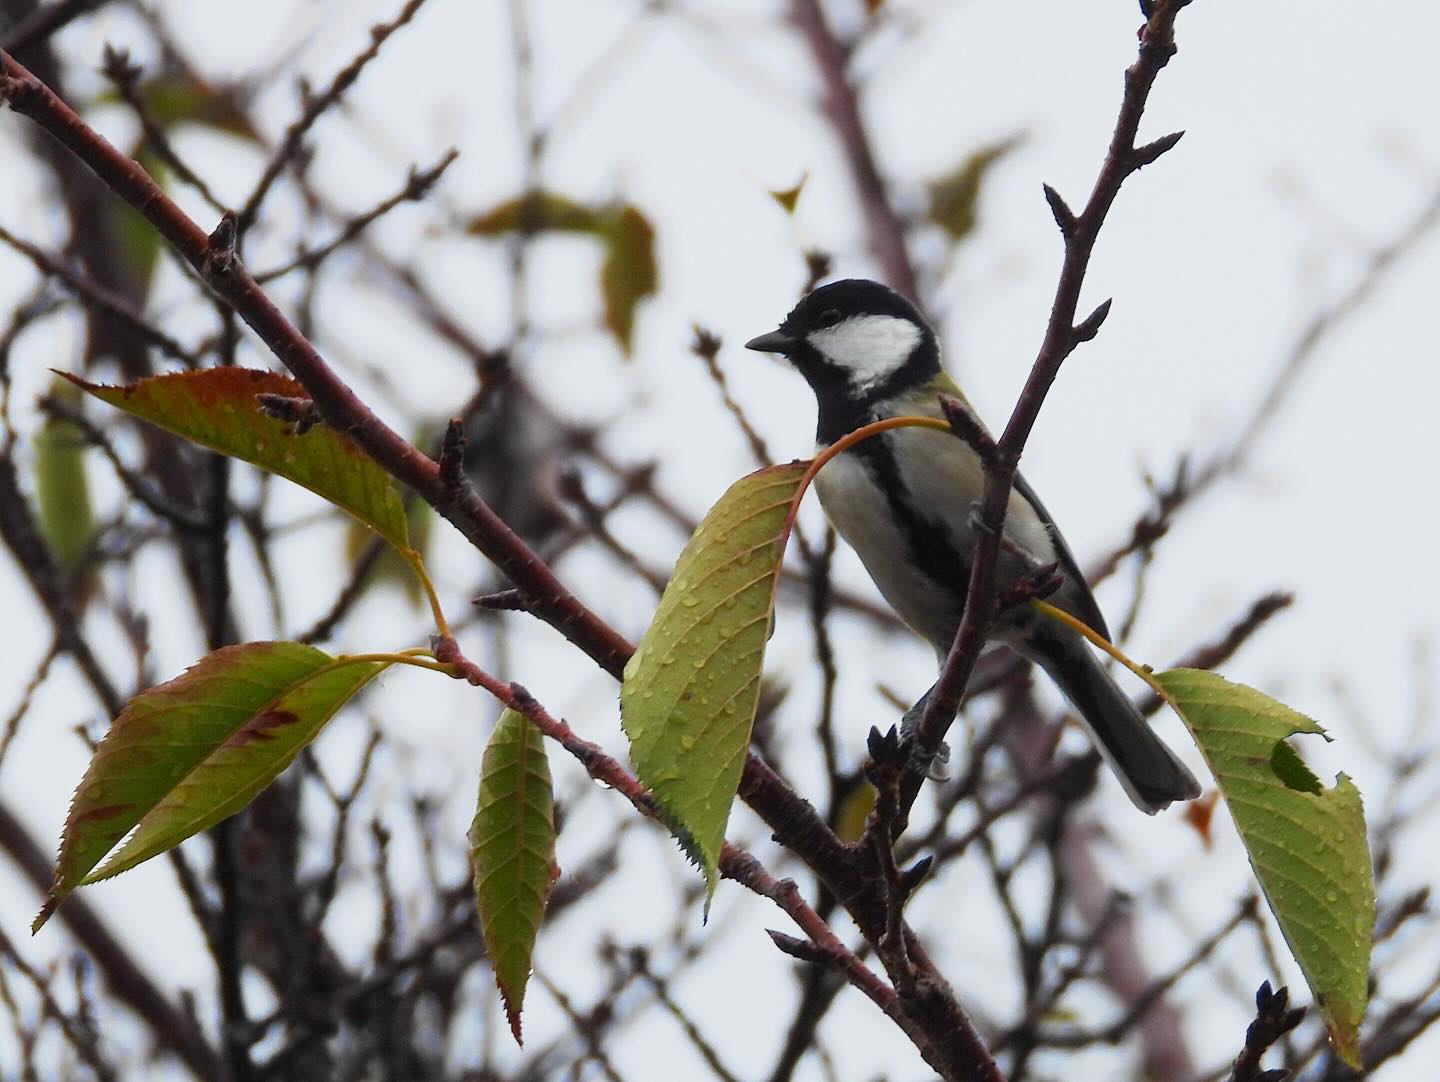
<box><xmin>807</xmin><ymin>315</ymin><xmax>921</xmax><ymax>391</ymax></box>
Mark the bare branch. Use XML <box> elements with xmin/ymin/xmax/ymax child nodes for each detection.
<box><xmin>908</xmin><ymin>0</ymin><xmax>1194</xmax><ymax>803</ymax></box>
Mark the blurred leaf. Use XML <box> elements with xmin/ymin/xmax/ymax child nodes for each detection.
<box><xmin>1181</xmin><ymin>789</ymin><xmax>1219</xmax><ymax>849</ymax></box>
<box><xmin>65</xmin><ymin>369</ymin><xmax>410</xmax><ymax>552</ymax></box>
<box><xmin>108</xmin><ymin>71</ymin><xmax>262</xmax><ymax>142</ymax></box>
<box><xmin>599</xmin><ymin>206</ymin><xmax>657</xmax><ymax>354</ymax></box>
<box><xmin>36</xmin><ymin>643</ymin><xmax>388</xmax><ymax>930</ymax></box>
<box><xmin>926</xmin><ymin>135</ymin><xmax>1024</xmax><ymax>242</ymax></box>
<box><xmin>833</xmin><ymin>779</ymin><xmax>876</xmax><ymax>844</ymax></box>
<box><xmin>108</xmin><ymin>151</ymin><xmax>167</xmax><ymax>299</ymax></box>
<box><xmin>769</xmin><ymin>174</ymin><xmax>808</xmax><ymax>215</ymax></box>
<box><xmin>465</xmin><ymin>191</ymin><xmax>602</xmax><ymax>236</ymax></box>
<box><xmin>345</xmin><ymin>498</ymin><xmax>433</xmax><ymax>606</ymax></box>
<box><xmin>621</xmin><ymin>461</ymin><xmax>809</xmax><ymax>903</ymax></box>
<box><xmin>465</xmin><ymin>192</ymin><xmax>657</xmax><ymax>354</ymax></box>
<box><xmin>469</xmin><ymin>708</ymin><xmax>556</xmax><ymax>1045</ymax></box>
<box><xmin>1156</xmin><ymin>669</ymin><xmax>1373</xmax><ymax>1067</ymax></box>
<box><xmin>33</xmin><ymin>377</ymin><xmax>96</xmax><ymax>573</ymax></box>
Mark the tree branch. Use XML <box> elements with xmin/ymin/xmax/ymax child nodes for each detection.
<box><xmin>906</xmin><ymin>0</ymin><xmax>1192</xmax><ymax>805</ymax></box>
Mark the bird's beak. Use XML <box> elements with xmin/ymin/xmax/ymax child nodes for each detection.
<box><xmin>744</xmin><ymin>330</ymin><xmax>796</xmax><ymax>354</ymax></box>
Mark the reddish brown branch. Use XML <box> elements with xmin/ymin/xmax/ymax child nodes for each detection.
<box><xmin>428</xmin><ymin>635</ymin><xmax>975</xmax><ymax>1067</ymax></box>
<box><xmin>0</xmin><ymin>42</ymin><xmax>991</xmax><ymax>1079</ymax></box>
<box><xmin>907</xmin><ymin>0</ymin><xmax>1191</xmax><ymax>799</ymax></box>
<box><xmin>1</xmin><ymin>46</ymin><xmax>635</xmax><ymax>677</ymax></box>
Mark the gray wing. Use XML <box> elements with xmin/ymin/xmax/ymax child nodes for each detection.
<box><xmin>1012</xmin><ymin>471</ymin><xmax>1111</xmax><ymax>642</ymax></box>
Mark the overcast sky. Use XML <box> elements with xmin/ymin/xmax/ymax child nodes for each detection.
<box><xmin>3</xmin><ymin>2</ymin><xmax>1439</xmax><ymax>1078</ymax></box>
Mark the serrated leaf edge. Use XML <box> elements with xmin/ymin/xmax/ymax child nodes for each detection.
<box><xmin>63</xmin><ymin>370</ymin><xmax>410</xmax><ymax>552</ymax></box>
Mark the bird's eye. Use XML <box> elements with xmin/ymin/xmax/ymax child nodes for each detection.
<box><xmin>817</xmin><ymin>308</ymin><xmax>842</xmax><ymax>329</ymax></box>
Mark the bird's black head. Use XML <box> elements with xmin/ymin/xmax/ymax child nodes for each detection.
<box><xmin>745</xmin><ymin>279</ymin><xmax>939</xmax><ymax>411</ymax></box>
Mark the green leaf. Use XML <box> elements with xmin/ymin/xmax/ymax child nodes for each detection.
<box><xmin>33</xmin><ymin>376</ymin><xmax>96</xmax><ymax>572</ymax></box>
<box><xmin>142</xmin><ymin>75</ymin><xmax>260</xmax><ymax>141</ymax></box>
<box><xmin>599</xmin><ymin>206</ymin><xmax>657</xmax><ymax>354</ymax></box>
<box><xmin>769</xmin><ymin>173</ymin><xmax>808</xmax><ymax>215</ymax></box>
<box><xmin>110</xmin><ymin>153</ymin><xmax>167</xmax><ymax>300</ymax></box>
<box><xmin>463</xmin><ymin>192</ymin><xmax>657</xmax><ymax>354</ymax></box>
<box><xmin>621</xmin><ymin>461</ymin><xmax>809</xmax><ymax>903</ymax></box>
<box><xmin>1155</xmin><ymin>669</ymin><xmax>1374</xmax><ymax>1067</ymax></box>
<box><xmin>465</xmin><ymin>191</ymin><xmax>602</xmax><ymax>236</ymax></box>
<box><xmin>926</xmin><ymin>135</ymin><xmax>1025</xmax><ymax>242</ymax></box>
<box><xmin>63</xmin><ymin>369</ymin><xmax>410</xmax><ymax>552</ymax></box>
<box><xmin>97</xmin><ymin>71</ymin><xmax>262</xmax><ymax>143</ymax></box>
<box><xmin>35</xmin><ymin>643</ymin><xmax>388</xmax><ymax>931</ymax></box>
<box><xmin>470</xmin><ymin>708</ymin><xmax>555</xmax><ymax>1046</ymax></box>
<box><xmin>833</xmin><ymin>779</ymin><xmax>877</xmax><ymax>844</ymax></box>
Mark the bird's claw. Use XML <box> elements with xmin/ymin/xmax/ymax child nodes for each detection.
<box><xmin>920</xmin><ymin>739</ymin><xmax>951</xmax><ymax>781</ymax></box>
<box><xmin>898</xmin><ymin>694</ymin><xmax>950</xmax><ymax>780</ymax></box>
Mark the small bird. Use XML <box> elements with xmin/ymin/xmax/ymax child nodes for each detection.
<box><xmin>746</xmin><ymin>278</ymin><xmax>1199</xmax><ymax>813</ymax></box>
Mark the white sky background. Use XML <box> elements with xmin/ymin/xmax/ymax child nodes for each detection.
<box><xmin>2</xmin><ymin>1</ymin><xmax>1439</xmax><ymax>1079</ymax></box>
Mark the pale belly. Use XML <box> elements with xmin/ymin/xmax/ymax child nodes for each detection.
<box><xmin>813</xmin><ymin>429</ymin><xmax>1058</xmax><ymax>655</ymax></box>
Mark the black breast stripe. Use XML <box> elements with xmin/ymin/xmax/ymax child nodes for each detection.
<box><xmin>851</xmin><ymin>433</ymin><xmax>970</xmax><ymax>603</ymax></box>
<box><xmin>814</xmin><ymin>394</ymin><xmax>870</xmax><ymax>447</ymax></box>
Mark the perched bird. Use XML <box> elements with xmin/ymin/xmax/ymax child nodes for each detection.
<box><xmin>746</xmin><ymin>279</ymin><xmax>1199</xmax><ymax>813</ymax></box>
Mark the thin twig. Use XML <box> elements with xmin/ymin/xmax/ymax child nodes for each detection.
<box><xmin>253</xmin><ymin>150</ymin><xmax>459</xmax><ymax>283</ymax></box>
<box><xmin>235</xmin><ymin>0</ymin><xmax>435</xmax><ymax>234</ymax></box>
<box><xmin>100</xmin><ymin>45</ymin><xmax>227</xmax><ymax>212</ymax></box>
<box><xmin>1227</xmin><ymin>981</ymin><xmax>1306</xmax><ymax>1082</ymax></box>
<box><xmin>906</xmin><ymin>0</ymin><xmax>1192</xmax><ymax>813</ymax></box>
<box><xmin>0</xmin><ymin>222</ymin><xmax>200</xmax><ymax>366</ymax></box>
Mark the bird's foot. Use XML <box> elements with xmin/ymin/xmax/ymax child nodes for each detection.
<box><xmin>898</xmin><ymin>694</ymin><xmax>950</xmax><ymax>781</ymax></box>
<box><xmin>918</xmin><ymin>739</ymin><xmax>951</xmax><ymax>781</ymax></box>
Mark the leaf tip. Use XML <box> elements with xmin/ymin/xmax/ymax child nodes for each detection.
<box><xmin>31</xmin><ymin>894</ymin><xmax>60</xmax><ymax>934</ymax></box>
<box><xmin>701</xmin><ymin>871</ymin><xmax>717</xmax><ymax>925</ymax></box>
<box><xmin>504</xmin><ymin>999</ymin><xmax>525</xmax><ymax>1047</ymax></box>
<box><xmin>52</xmin><ymin>369</ymin><xmax>96</xmax><ymax>393</ymax></box>
<box><xmin>1327</xmin><ymin>1014</ymin><xmax>1363</xmax><ymax>1070</ymax></box>
<box><xmin>768</xmin><ymin>173</ymin><xmax>808</xmax><ymax>215</ymax></box>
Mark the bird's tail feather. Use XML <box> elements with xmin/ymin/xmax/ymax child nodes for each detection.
<box><xmin>1026</xmin><ymin>627</ymin><xmax>1201</xmax><ymax>814</ymax></box>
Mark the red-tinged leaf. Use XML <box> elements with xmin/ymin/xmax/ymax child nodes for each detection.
<box><xmin>620</xmin><ymin>461</ymin><xmax>810</xmax><ymax>902</ymax></box>
<box><xmin>63</xmin><ymin>369</ymin><xmax>410</xmax><ymax>552</ymax></box>
<box><xmin>469</xmin><ymin>708</ymin><xmax>556</xmax><ymax>1045</ymax></box>
<box><xmin>599</xmin><ymin>206</ymin><xmax>657</xmax><ymax>354</ymax></box>
<box><xmin>1182</xmin><ymin>789</ymin><xmax>1219</xmax><ymax>849</ymax></box>
<box><xmin>35</xmin><ymin>643</ymin><xmax>388</xmax><ymax>931</ymax></box>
